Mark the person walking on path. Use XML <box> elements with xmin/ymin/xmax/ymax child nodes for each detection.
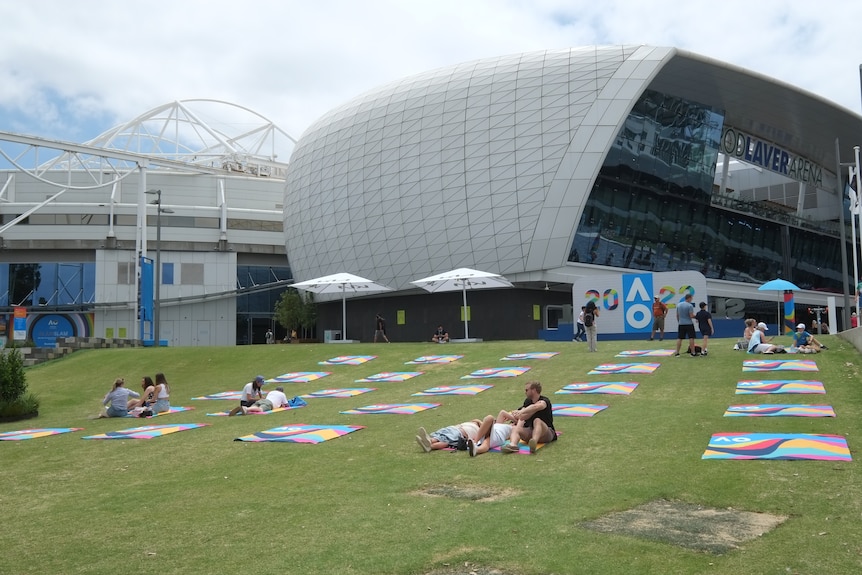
<box><xmin>374</xmin><ymin>314</ymin><xmax>390</xmax><ymax>343</ymax></box>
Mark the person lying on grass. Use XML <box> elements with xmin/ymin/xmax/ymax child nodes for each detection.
<box><xmin>466</xmin><ymin>413</ymin><xmax>514</xmax><ymax>457</ymax></box>
<box><xmin>416</xmin><ymin>419</ymin><xmax>481</xmax><ymax>452</ymax></box>
<box><xmin>235</xmin><ymin>386</ymin><xmax>288</xmax><ymax>415</ymax></box>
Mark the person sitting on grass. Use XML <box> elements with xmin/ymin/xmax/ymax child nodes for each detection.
<box><xmin>416</xmin><ymin>419</ymin><xmax>481</xmax><ymax>452</ymax></box>
<box><xmin>239</xmin><ymin>386</ymin><xmax>289</xmax><ymax>414</ymax></box>
<box><xmin>127</xmin><ymin>376</ymin><xmax>155</xmax><ymax>411</ymax></box>
<box><xmin>747</xmin><ymin>322</ymin><xmax>781</xmax><ymax>354</ymax></box>
<box><xmin>792</xmin><ymin>323</ymin><xmax>825</xmax><ymax>352</ymax></box>
<box><xmin>99</xmin><ymin>378</ymin><xmax>140</xmax><ymax>418</ymax></box>
<box><xmin>500</xmin><ymin>380</ymin><xmax>556</xmax><ymax>454</ymax></box>
<box><xmin>431</xmin><ymin>325</ymin><xmax>449</xmax><ymax>343</ymax></box>
<box><xmin>228</xmin><ymin>375</ymin><xmax>266</xmax><ymax>416</ymax></box>
<box><xmin>465</xmin><ymin>414</ymin><xmax>514</xmax><ymax>457</ymax></box>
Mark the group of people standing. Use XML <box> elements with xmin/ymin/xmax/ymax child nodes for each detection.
<box><xmin>415</xmin><ymin>380</ymin><xmax>556</xmax><ymax>456</ymax></box>
<box><xmin>99</xmin><ymin>373</ymin><xmax>170</xmax><ymax>418</ymax></box>
<box><xmin>673</xmin><ymin>294</ymin><xmax>714</xmax><ymax>356</ymax></box>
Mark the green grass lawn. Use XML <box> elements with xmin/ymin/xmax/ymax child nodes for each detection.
<box><xmin>2</xmin><ymin>336</ymin><xmax>860</xmax><ymax>575</ymax></box>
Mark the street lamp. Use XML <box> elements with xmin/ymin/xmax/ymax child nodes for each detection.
<box><xmin>145</xmin><ymin>189</ymin><xmax>174</xmax><ymax>347</ymax></box>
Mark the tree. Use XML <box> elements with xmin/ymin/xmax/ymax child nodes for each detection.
<box><xmin>274</xmin><ymin>289</ymin><xmax>317</xmax><ymax>340</ymax></box>
<box><xmin>274</xmin><ymin>289</ymin><xmax>303</xmax><ymax>337</ymax></box>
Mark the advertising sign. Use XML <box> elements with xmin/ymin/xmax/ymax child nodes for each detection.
<box><xmin>572</xmin><ymin>271</ymin><xmax>708</xmax><ymax>336</ymax></box>
<box><xmin>13</xmin><ymin>307</ymin><xmax>27</xmax><ymax>341</ymax></box>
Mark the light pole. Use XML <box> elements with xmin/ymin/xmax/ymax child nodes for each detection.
<box><xmin>145</xmin><ymin>189</ymin><xmax>173</xmax><ymax>347</ymax></box>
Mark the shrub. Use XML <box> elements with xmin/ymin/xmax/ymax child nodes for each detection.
<box><xmin>0</xmin><ymin>348</ymin><xmax>38</xmax><ymax>418</ymax></box>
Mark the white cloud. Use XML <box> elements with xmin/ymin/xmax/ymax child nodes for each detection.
<box><xmin>1</xmin><ymin>0</ymin><xmax>861</xmax><ymax>145</ymax></box>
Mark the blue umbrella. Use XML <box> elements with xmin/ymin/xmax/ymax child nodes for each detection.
<box><xmin>757</xmin><ymin>279</ymin><xmax>801</xmax><ymax>292</ymax></box>
<box><xmin>758</xmin><ymin>279</ymin><xmax>800</xmax><ymax>334</ymax></box>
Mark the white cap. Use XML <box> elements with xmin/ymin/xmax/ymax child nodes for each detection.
<box><xmin>757</xmin><ymin>322</ymin><xmax>768</xmax><ymax>331</ymax></box>
<box><xmin>797</xmin><ymin>323</ymin><xmax>806</xmax><ymax>329</ymax></box>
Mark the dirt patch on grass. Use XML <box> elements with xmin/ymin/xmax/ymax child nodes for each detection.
<box><xmin>580</xmin><ymin>499</ymin><xmax>787</xmax><ymax>554</ymax></box>
<box><xmin>423</xmin><ymin>562</ymin><xmax>513</xmax><ymax>575</ymax></box>
<box><xmin>416</xmin><ymin>483</ymin><xmax>519</xmax><ymax>502</ymax></box>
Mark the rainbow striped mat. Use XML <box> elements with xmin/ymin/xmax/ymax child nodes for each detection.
<box><xmin>235</xmin><ymin>424</ymin><xmax>364</xmax><ymax>443</ymax></box>
<box><xmin>724</xmin><ymin>405</ymin><xmax>835</xmax><ymax>417</ymax></box>
<box><xmin>552</xmin><ymin>404</ymin><xmax>609</xmax><ymax>417</ymax></box>
<box><xmin>412</xmin><ymin>385</ymin><xmax>492</xmax><ymax>396</ymax></box>
<box><xmin>735</xmin><ymin>380</ymin><xmax>825</xmax><ymax>394</ymax></box>
<box><xmin>318</xmin><ymin>355</ymin><xmax>376</xmax><ymax>366</ymax></box>
<box><xmin>0</xmin><ymin>428</ymin><xmax>83</xmax><ymax>441</ymax></box>
<box><xmin>301</xmin><ymin>388</ymin><xmax>376</xmax><ymax>398</ymax></box>
<box><xmin>405</xmin><ymin>355</ymin><xmax>463</xmax><ymax>364</ymax></box>
<box><xmin>82</xmin><ymin>423</ymin><xmax>208</xmax><ymax>440</ymax></box>
<box><xmin>702</xmin><ymin>432</ymin><xmax>850</xmax><ymax>461</ymax></box>
<box><xmin>588</xmin><ymin>363</ymin><xmax>660</xmax><ymax>375</ymax></box>
<box><xmin>340</xmin><ymin>403</ymin><xmax>440</xmax><ymax>415</ymax></box>
<box><xmin>355</xmin><ymin>372</ymin><xmax>423</xmax><ymax>383</ymax></box>
<box><xmin>460</xmin><ymin>367</ymin><xmax>530</xmax><ymax>379</ymax></box>
<box><xmin>556</xmin><ymin>382</ymin><xmax>638</xmax><ymax>395</ymax></box>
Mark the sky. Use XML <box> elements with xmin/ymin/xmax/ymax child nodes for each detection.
<box><xmin>1</xmin><ymin>0</ymin><xmax>861</xmax><ymax>160</ymax></box>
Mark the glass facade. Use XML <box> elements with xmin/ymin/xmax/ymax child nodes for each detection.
<box><xmin>0</xmin><ymin>261</ymin><xmax>292</xmax><ymax>345</ymax></box>
<box><xmin>235</xmin><ymin>265</ymin><xmax>293</xmax><ymax>345</ymax></box>
<box><xmin>569</xmin><ymin>89</ymin><xmax>845</xmax><ymax>292</ymax></box>
<box><xmin>0</xmin><ymin>263</ymin><xmax>96</xmax><ymax>308</ymax></box>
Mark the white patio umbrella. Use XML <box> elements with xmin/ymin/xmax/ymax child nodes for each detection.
<box><xmin>291</xmin><ymin>272</ymin><xmax>392</xmax><ymax>341</ymax></box>
<box><xmin>410</xmin><ymin>267</ymin><xmax>513</xmax><ymax>340</ymax></box>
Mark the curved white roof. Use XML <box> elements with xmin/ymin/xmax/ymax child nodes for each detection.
<box><xmin>283</xmin><ymin>45</ymin><xmax>862</xmax><ymax>290</ymax></box>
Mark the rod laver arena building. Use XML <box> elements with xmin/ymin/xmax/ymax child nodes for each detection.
<box><xmin>3</xmin><ymin>46</ymin><xmax>862</xmax><ymax>345</ymax></box>
<box><xmin>283</xmin><ymin>45</ymin><xmax>862</xmax><ymax>341</ymax></box>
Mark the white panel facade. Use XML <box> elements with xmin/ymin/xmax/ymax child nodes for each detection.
<box><xmin>284</xmin><ymin>46</ymin><xmax>673</xmax><ymax>288</ymax></box>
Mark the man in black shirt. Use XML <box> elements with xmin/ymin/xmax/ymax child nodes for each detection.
<box><xmin>502</xmin><ymin>381</ymin><xmax>556</xmax><ymax>454</ymax></box>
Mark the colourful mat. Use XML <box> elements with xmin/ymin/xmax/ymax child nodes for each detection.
<box><xmin>501</xmin><ymin>352</ymin><xmax>559</xmax><ymax>360</ymax></box>
<box><xmin>588</xmin><ymin>363</ymin><xmax>660</xmax><ymax>375</ymax></box>
<box><xmin>318</xmin><ymin>355</ymin><xmax>376</xmax><ymax>366</ymax></box>
<box><xmin>615</xmin><ymin>349</ymin><xmax>675</xmax><ymax>357</ymax></box>
<box><xmin>742</xmin><ymin>359</ymin><xmax>818</xmax><ymax>372</ymax></box>
<box><xmin>301</xmin><ymin>388</ymin><xmax>376</xmax><ymax>398</ymax></box>
<box><xmin>556</xmin><ymin>382</ymin><xmax>638</xmax><ymax>395</ymax></box>
<box><xmin>235</xmin><ymin>424</ymin><xmax>365</xmax><ymax>443</ymax></box>
<box><xmin>724</xmin><ymin>405</ymin><xmax>836</xmax><ymax>417</ymax></box>
<box><xmin>206</xmin><ymin>404</ymin><xmax>304</xmax><ymax>416</ymax></box>
<box><xmin>191</xmin><ymin>391</ymin><xmax>242</xmax><ymax>401</ymax></box>
<box><xmin>489</xmin><ymin>431</ymin><xmax>561</xmax><ymax>454</ymax></box>
<box><xmin>0</xmin><ymin>428</ymin><xmax>83</xmax><ymax>441</ymax></box>
<box><xmin>735</xmin><ymin>380</ymin><xmax>825</xmax><ymax>394</ymax></box>
<box><xmin>412</xmin><ymin>385</ymin><xmax>492</xmax><ymax>396</ymax></box>
<box><xmin>82</xmin><ymin>423</ymin><xmax>208</xmax><ymax>440</ymax></box>
<box><xmin>552</xmin><ymin>404</ymin><xmax>609</xmax><ymax>417</ymax></box>
<box><xmin>405</xmin><ymin>355</ymin><xmax>463</xmax><ymax>364</ymax></box>
<box><xmin>460</xmin><ymin>366</ymin><xmax>530</xmax><ymax>379</ymax></box>
<box><xmin>267</xmin><ymin>372</ymin><xmax>331</xmax><ymax>383</ymax></box>
<box><xmin>131</xmin><ymin>406</ymin><xmax>194</xmax><ymax>418</ymax></box>
<box><xmin>702</xmin><ymin>432</ymin><xmax>851</xmax><ymax>461</ymax></box>
<box><xmin>354</xmin><ymin>372</ymin><xmax>423</xmax><ymax>383</ymax></box>
<box><xmin>340</xmin><ymin>403</ymin><xmax>440</xmax><ymax>415</ymax></box>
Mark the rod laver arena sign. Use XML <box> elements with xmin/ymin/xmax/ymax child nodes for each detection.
<box><xmin>721</xmin><ymin>127</ymin><xmax>822</xmax><ymax>186</ymax></box>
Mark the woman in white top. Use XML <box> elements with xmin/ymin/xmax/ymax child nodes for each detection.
<box><xmin>152</xmin><ymin>372</ymin><xmax>171</xmax><ymax>414</ymax></box>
